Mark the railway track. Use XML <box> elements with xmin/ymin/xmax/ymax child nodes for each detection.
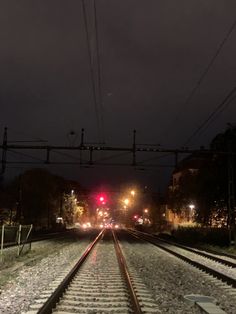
<box><xmin>128</xmin><ymin>229</ymin><xmax>236</xmax><ymax>288</ymax></box>
<box><xmin>26</xmin><ymin>229</ymin><xmax>160</xmax><ymax>314</ymax></box>
<box><xmin>155</xmin><ymin>235</ymin><xmax>236</xmax><ymax>267</ymax></box>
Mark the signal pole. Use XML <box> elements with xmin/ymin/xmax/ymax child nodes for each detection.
<box><xmin>227</xmin><ymin>127</ymin><xmax>235</xmax><ymax>245</ymax></box>
<box><xmin>132</xmin><ymin>129</ymin><xmax>136</xmax><ymax>166</ymax></box>
<box><xmin>1</xmin><ymin>127</ymin><xmax>7</xmax><ymax>176</ymax></box>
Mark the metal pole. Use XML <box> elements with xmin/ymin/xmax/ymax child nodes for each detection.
<box><xmin>1</xmin><ymin>127</ymin><xmax>7</xmax><ymax>175</ymax></box>
<box><xmin>0</xmin><ymin>225</ymin><xmax>4</xmax><ymax>261</ymax></box>
<box><xmin>16</xmin><ymin>175</ymin><xmax>22</xmax><ymax>223</ymax></box>
<box><xmin>80</xmin><ymin>128</ymin><xmax>84</xmax><ymax>165</ymax></box>
<box><xmin>45</xmin><ymin>147</ymin><xmax>50</xmax><ymax>164</ymax></box>
<box><xmin>19</xmin><ymin>224</ymin><xmax>33</xmax><ymax>255</ymax></box>
<box><xmin>132</xmin><ymin>129</ymin><xmax>136</xmax><ymax>166</ymax></box>
<box><xmin>17</xmin><ymin>224</ymin><xmax>22</xmax><ymax>256</ymax></box>
<box><xmin>227</xmin><ymin>131</ymin><xmax>235</xmax><ymax>245</ymax></box>
<box><xmin>80</xmin><ymin>128</ymin><xmax>85</xmax><ymax>146</ymax></box>
<box><xmin>89</xmin><ymin>148</ymin><xmax>93</xmax><ymax>165</ymax></box>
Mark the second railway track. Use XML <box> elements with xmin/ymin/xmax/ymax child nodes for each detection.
<box><xmin>128</xmin><ymin>229</ymin><xmax>236</xmax><ymax>289</ymax></box>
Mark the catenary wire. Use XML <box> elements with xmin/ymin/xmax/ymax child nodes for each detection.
<box><xmin>94</xmin><ymin>152</ymin><xmax>131</xmax><ymax>163</ymax></box>
<box><xmin>194</xmin><ymin>94</ymin><xmax>236</xmax><ymax>140</ymax></box>
<box><xmin>93</xmin><ymin>0</ymin><xmax>105</xmax><ymax>143</ymax></box>
<box><xmin>52</xmin><ymin>149</ymin><xmax>87</xmax><ymax>163</ymax></box>
<box><xmin>7</xmin><ymin>149</ymin><xmax>45</xmax><ymax>162</ymax></box>
<box><xmin>81</xmin><ymin>0</ymin><xmax>102</xmax><ymax>143</ymax></box>
<box><xmin>163</xmin><ymin>16</ymin><xmax>236</xmax><ymax>140</ymax></box>
<box><xmin>184</xmin><ymin>85</ymin><xmax>236</xmax><ymax>145</ymax></box>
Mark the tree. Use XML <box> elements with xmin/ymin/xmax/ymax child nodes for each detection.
<box><xmin>168</xmin><ymin>126</ymin><xmax>236</xmax><ymax>228</ymax></box>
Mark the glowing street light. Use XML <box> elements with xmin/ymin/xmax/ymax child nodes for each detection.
<box><xmin>130</xmin><ymin>190</ymin><xmax>135</xmax><ymax>196</ymax></box>
<box><xmin>124</xmin><ymin>198</ymin><xmax>130</xmax><ymax>205</ymax></box>
<box><xmin>144</xmin><ymin>208</ymin><xmax>148</xmax><ymax>213</ymax></box>
<box><xmin>188</xmin><ymin>204</ymin><xmax>195</xmax><ymax>221</ymax></box>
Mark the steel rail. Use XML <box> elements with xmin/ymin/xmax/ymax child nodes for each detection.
<box><xmin>134</xmin><ymin>231</ymin><xmax>236</xmax><ymax>268</ymax></box>
<box><xmin>112</xmin><ymin>230</ymin><xmax>143</xmax><ymax>314</ymax></box>
<box><xmin>128</xmin><ymin>230</ymin><xmax>236</xmax><ymax>288</ymax></box>
<box><xmin>38</xmin><ymin>230</ymin><xmax>104</xmax><ymax>314</ymax></box>
<box><xmin>154</xmin><ymin>235</ymin><xmax>236</xmax><ymax>267</ymax></box>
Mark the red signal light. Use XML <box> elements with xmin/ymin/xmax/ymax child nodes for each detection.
<box><xmin>97</xmin><ymin>194</ymin><xmax>107</xmax><ymax>205</ymax></box>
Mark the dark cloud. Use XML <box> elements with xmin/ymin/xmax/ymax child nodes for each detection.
<box><xmin>1</xmin><ymin>1</ymin><xmax>236</xmax><ymax>190</ymax></box>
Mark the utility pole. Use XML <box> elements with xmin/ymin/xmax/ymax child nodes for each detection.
<box><xmin>132</xmin><ymin>129</ymin><xmax>136</xmax><ymax>166</ymax></box>
<box><xmin>16</xmin><ymin>175</ymin><xmax>23</xmax><ymax>224</ymax></box>
<box><xmin>227</xmin><ymin>127</ymin><xmax>235</xmax><ymax>245</ymax></box>
<box><xmin>80</xmin><ymin>128</ymin><xmax>84</xmax><ymax>166</ymax></box>
<box><xmin>1</xmin><ymin>127</ymin><xmax>7</xmax><ymax>176</ymax></box>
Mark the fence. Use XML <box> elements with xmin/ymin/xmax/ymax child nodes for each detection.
<box><xmin>0</xmin><ymin>224</ymin><xmax>33</xmax><ymax>261</ymax></box>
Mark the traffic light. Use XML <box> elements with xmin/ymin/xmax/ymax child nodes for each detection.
<box><xmin>98</xmin><ymin>194</ymin><xmax>106</xmax><ymax>205</ymax></box>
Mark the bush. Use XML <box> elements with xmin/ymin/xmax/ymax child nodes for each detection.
<box><xmin>171</xmin><ymin>226</ymin><xmax>229</xmax><ymax>246</ymax></box>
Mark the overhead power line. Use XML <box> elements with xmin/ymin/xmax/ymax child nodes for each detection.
<box><xmin>165</xmin><ymin>15</ymin><xmax>236</xmax><ymax>139</ymax></box>
<box><xmin>184</xmin><ymin>85</ymin><xmax>236</xmax><ymax>145</ymax></box>
<box><xmin>188</xmin><ymin>16</ymin><xmax>236</xmax><ymax>100</ymax></box>
<box><xmin>195</xmin><ymin>95</ymin><xmax>236</xmax><ymax>140</ymax></box>
<box><xmin>81</xmin><ymin>0</ymin><xmax>103</xmax><ymax>143</ymax></box>
<box><xmin>93</xmin><ymin>0</ymin><xmax>105</xmax><ymax>143</ymax></box>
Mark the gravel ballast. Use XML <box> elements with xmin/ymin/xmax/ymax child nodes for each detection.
<box><xmin>1</xmin><ymin>230</ymin><xmax>236</xmax><ymax>314</ymax></box>
<box><xmin>120</xmin><ymin>237</ymin><xmax>236</xmax><ymax>314</ymax></box>
<box><xmin>0</xmin><ymin>237</ymin><xmax>91</xmax><ymax>313</ymax></box>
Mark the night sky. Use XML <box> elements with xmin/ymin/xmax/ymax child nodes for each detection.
<box><xmin>1</xmin><ymin>1</ymin><xmax>236</xmax><ymax>191</ymax></box>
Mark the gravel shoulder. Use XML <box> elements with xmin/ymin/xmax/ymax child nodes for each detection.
<box><xmin>120</xmin><ymin>235</ymin><xmax>236</xmax><ymax>314</ymax></box>
<box><xmin>0</xmin><ymin>234</ymin><xmax>94</xmax><ymax>314</ymax></box>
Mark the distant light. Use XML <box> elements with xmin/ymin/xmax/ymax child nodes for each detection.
<box><xmin>189</xmin><ymin>204</ymin><xmax>195</xmax><ymax>210</ymax></box>
<box><xmin>56</xmin><ymin>217</ymin><xmax>63</xmax><ymax>223</ymax></box>
<box><xmin>124</xmin><ymin>198</ymin><xmax>130</xmax><ymax>205</ymax></box>
<box><xmin>131</xmin><ymin>190</ymin><xmax>135</xmax><ymax>196</ymax></box>
<box><xmin>100</xmin><ymin>196</ymin><xmax>104</xmax><ymax>202</ymax></box>
<box><xmin>144</xmin><ymin>209</ymin><xmax>148</xmax><ymax>213</ymax></box>
<box><xmin>137</xmin><ymin>217</ymin><xmax>143</xmax><ymax>224</ymax></box>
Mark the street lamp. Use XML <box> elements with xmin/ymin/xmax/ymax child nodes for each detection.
<box><xmin>130</xmin><ymin>190</ymin><xmax>135</xmax><ymax>197</ymax></box>
<box><xmin>124</xmin><ymin>198</ymin><xmax>130</xmax><ymax>205</ymax></box>
<box><xmin>189</xmin><ymin>204</ymin><xmax>195</xmax><ymax>221</ymax></box>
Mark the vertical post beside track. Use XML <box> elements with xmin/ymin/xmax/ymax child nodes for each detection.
<box><xmin>0</xmin><ymin>225</ymin><xmax>4</xmax><ymax>261</ymax></box>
